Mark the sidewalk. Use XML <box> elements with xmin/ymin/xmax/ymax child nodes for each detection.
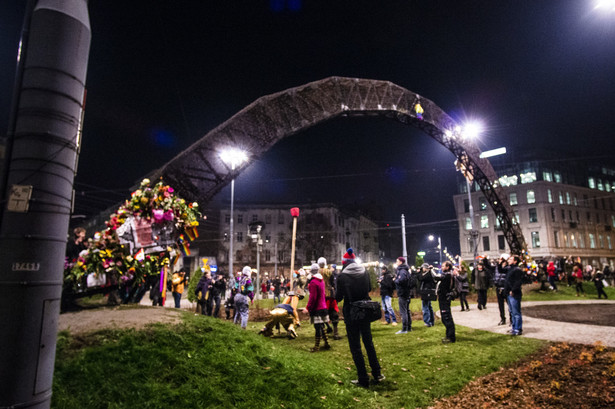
<box><xmin>450</xmin><ymin>300</ymin><xmax>615</xmax><ymax>347</ymax></box>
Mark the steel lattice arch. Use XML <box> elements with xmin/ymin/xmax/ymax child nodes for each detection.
<box><xmin>152</xmin><ymin>76</ymin><xmax>528</xmax><ymax>255</ymax></box>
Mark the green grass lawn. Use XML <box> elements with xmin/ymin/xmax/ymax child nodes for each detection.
<box><xmin>53</xmin><ymin>307</ymin><xmax>544</xmax><ymax>409</ymax></box>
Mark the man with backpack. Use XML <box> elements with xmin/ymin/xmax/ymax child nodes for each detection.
<box><xmin>393</xmin><ymin>257</ymin><xmax>415</xmax><ymax>334</ymax></box>
<box><xmin>435</xmin><ymin>261</ymin><xmax>458</xmax><ymax>343</ymax></box>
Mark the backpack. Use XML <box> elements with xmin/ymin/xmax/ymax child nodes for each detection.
<box><xmin>449</xmin><ymin>274</ymin><xmax>463</xmax><ymax>300</ymax></box>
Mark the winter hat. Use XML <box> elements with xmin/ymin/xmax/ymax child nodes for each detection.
<box><xmin>421</xmin><ymin>263</ymin><xmax>430</xmax><ymax>269</ymax></box>
<box><xmin>310</xmin><ymin>263</ymin><xmax>320</xmax><ymax>273</ymax></box>
<box><xmin>330</xmin><ymin>264</ymin><xmax>337</xmax><ymax>271</ymax></box>
<box><xmin>242</xmin><ymin>266</ymin><xmax>251</xmax><ymax>276</ymax></box>
<box><xmin>317</xmin><ymin>257</ymin><xmax>327</xmax><ymax>268</ymax></box>
<box><xmin>397</xmin><ymin>257</ymin><xmax>406</xmax><ymax>264</ymax></box>
<box><xmin>299</xmin><ymin>268</ymin><xmax>306</xmax><ymax>276</ymax></box>
<box><xmin>342</xmin><ymin>248</ymin><xmax>356</xmax><ymax>265</ymax></box>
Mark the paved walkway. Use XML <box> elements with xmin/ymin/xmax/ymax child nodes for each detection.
<box><xmin>450</xmin><ymin>300</ymin><xmax>615</xmax><ymax>347</ymax></box>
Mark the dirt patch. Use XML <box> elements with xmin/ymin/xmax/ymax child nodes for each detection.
<box><xmin>523</xmin><ymin>303</ymin><xmax>615</xmax><ymax>327</ymax></box>
<box><xmin>430</xmin><ymin>341</ymin><xmax>615</xmax><ymax>409</ymax></box>
<box><xmin>58</xmin><ymin>306</ymin><xmax>183</xmax><ymax>335</ymax></box>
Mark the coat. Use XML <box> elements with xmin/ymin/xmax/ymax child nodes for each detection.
<box><xmin>306</xmin><ymin>274</ymin><xmax>327</xmax><ymax>314</ymax></box>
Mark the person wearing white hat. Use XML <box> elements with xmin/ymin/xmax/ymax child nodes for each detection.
<box><xmin>233</xmin><ymin>266</ymin><xmax>254</xmax><ymax>329</ymax></box>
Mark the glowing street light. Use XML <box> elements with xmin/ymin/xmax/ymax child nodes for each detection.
<box><xmin>428</xmin><ymin>234</ymin><xmax>442</xmax><ymax>267</ymax></box>
<box><xmin>461</xmin><ymin>121</ymin><xmax>484</xmax><ymax>139</ymax></box>
<box><xmin>594</xmin><ymin>0</ymin><xmax>615</xmax><ymax>11</ymax></box>
<box><xmin>220</xmin><ymin>148</ymin><xmax>248</xmax><ymax>280</ymax></box>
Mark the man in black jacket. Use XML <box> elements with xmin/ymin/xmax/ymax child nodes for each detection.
<box><xmin>378</xmin><ymin>266</ymin><xmax>397</xmax><ymax>326</ymax></box>
<box><xmin>335</xmin><ymin>248</ymin><xmax>383</xmax><ymax>388</ymax></box>
<box><xmin>394</xmin><ymin>257</ymin><xmax>414</xmax><ymax>334</ymax></box>
<box><xmin>504</xmin><ymin>254</ymin><xmax>524</xmax><ymax>336</ymax></box>
<box><xmin>435</xmin><ymin>261</ymin><xmax>457</xmax><ymax>343</ymax></box>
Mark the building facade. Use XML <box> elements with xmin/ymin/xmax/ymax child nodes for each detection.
<box><xmin>217</xmin><ymin>203</ymin><xmax>379</xmax><ymax>278</ymax></box>
<box><xmin>453</xmin><ymin>159</ymin><xmax>615</xmax><ymax>268</ymax></box>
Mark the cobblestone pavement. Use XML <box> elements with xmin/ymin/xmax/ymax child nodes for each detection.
<box><xmin>449</xmin><ymin>300</ymin><xmax>615</xmax><ymax>347</ymax></box>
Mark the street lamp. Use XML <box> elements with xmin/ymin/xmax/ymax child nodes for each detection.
<box><xmin>220</xmin><ymin>148</ymin><xmax>248</xmax><ymax>280</ymax></box>
<box><xmin>428</xmin><ymin>234</ymin><xmax>442</xmax><ymax>268</ymax></box>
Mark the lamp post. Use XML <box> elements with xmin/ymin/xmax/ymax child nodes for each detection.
<box><xmin>428</xmin><ymin>234</ymin><xmax>442</xmax><ymax>268</ymax></box>
<box><xmin>220</xmin><ymin>148</ymin><xmax>247</xmax><ymax>280</ymax></box>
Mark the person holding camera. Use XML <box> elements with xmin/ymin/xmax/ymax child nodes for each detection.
<box><xmin>171</xmin><ymin>268</ymin><xmax>187</xmax><ymax>309</ymax></box>
<box><xmin>435</xmin><ymin>261</ymin><xmax>458</xmax><ymax>343</ymax></box>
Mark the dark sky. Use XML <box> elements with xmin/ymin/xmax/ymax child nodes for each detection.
<box><xmin>2</xmin><ymin>1</ymin><xmax>615</xmax><ymax>257</ymax></box>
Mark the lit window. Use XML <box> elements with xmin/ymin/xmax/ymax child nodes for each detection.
<box><xmin>608</xmin><ymin>236</ymin><xmax>613</xmax><ymax>250</ymax></box>
<box><xmin>599</xmin><ymin>234</ymin><xmax>605</xmax><ymax>248</ymax></box>
<box><xmin>554</xmin><ymin>231</ymin><xmax>559</xmax><ymax>247</ymax></box>
<box><xmin>607</xmin><ymin>183</ymin><xmax>612</xmax><ymax>193</ymax></box>
<box><xmin>527</xmin><ymin>190</ymin><xmax>536</xmax><ymax>204</ymax></box>
<box><xmin>520</xmin><ymin>172</ymin><xmax>536</xmax><ymax>184</ymax></box>
<box><xmin>531</xmin><ymin>231</ymin><xmax>541</xmax><ymax>248</ymax></box>
<box><xmin>564</xmin><ymin>234</ymin><xmax>568</xmax><ymax>248</ymax></box>
<box><xmin>547</xmin><ymin>189</ymin><xmax>553</xmax><ymax>203</ymax></box>
<box><xmin>573</xmin><ymin>194</ymin><xmax>578</xmax><ymax>206</ymax></box>
<box><xmin>558</xmin><ymin>192</ymin><xmax>564</xmax><ymax>205</ymax></box>
<box><xmin>598</xmin><ymin>179</ymin><xmax>604</xmax><ymax>191</ymax></box>
<box><xmin>529</xmin><ymin>208</ymin><xmax>538</xmax><ymax>223</ymax></box>
<box><xmin>514</xmin><ymin>210</ymin><xmax>520</xmax><ymax>224</ymax></box>
<box><xmin>589</xmin><ymin>177</ymin><xmax>596</xmax><ymax>189</ymax></box>
<box><xmin>543</xmin><ymin>171</ymin><xmax>553</xmax><ymax>182</ymax></box>
<box><xmin>510</xmin><ymin>193</ymin><xmax>518</xmax><ymax>206</ymax></box>
<box><xmin>465</xmin><ymin>217</ymin><xmax>472</xmax><ymax>230</ymax></box>
<box><xmin>554</xmin><ymin>172</ymin><xmax>562</xmax><ymax>183</ymax></box>
<box><xmin>570</xmin><ymin>233</ymin><xmax>577</xmax><ymax>248</ymax></box>
<box><xmin>499</xmin><ymin>175</ymin><xmax>518</xmax><ymax>187</ymax></box>
<box><xmin>579</xmin><ymin>234</ymin><xmax>585</xmax><ymax>248</ymax></box>
<box><xmin>612</xmin><ymin>215</ymin><xmax>615</xmax><ymax>227</ymax></box>
<box><xmin>479</xmin><ymin>197</ymin><xmax>487</xmax><ymax>211</ymax></box>
<box><xmin>480</xmin><ymin>214</ymin><xmax>489</xmax><ymax>229</ymax></box>
<box><xmin>589</xmin><ymin>233</ymin><xmax>596</xmax><ymax>249</ymax></box>
<box><xmin>566</xmin><ymin>192</ymin><xmax>571</xmax><ymax>205</ymax></box>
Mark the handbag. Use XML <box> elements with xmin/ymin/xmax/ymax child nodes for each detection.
<box><xmin>349</xmin><ymin>300</ymin><xmax>382</xmax><ymax>322</ymax></box>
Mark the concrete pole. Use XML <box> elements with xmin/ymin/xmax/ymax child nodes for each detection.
<box><xmin>0</xmin><ymin>1</ymin><xmax>91</xmax><ymax>407</ymax></box>
<box><xmin>228</xmin><ymin>164</ymin><xmax>235</xmax><ymax>280</ymax></box>
<box><xmin>401</xmin><ymin>214</ymin><xmax>408</xmax><ymax>259</ymax></box>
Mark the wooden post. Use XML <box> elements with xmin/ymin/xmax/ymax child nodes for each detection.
<box><xmin>289</xmin><ymin>207</ymin><xmax>300</xmax><ymax>290</ymax></box>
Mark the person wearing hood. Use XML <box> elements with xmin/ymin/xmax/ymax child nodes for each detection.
<box><xmin>394</xmin><ymin>257</ymin><xmax>415</xmax><ymax>334</ymax></box>
<box><xmin>233</xmin><ymin>266</ymin><xmax>254</xmax><ymax>329</ymax></box>
<box><xmin>306</xmin><ymin>263</ymin><xmax>331</xmax><ymax>352</ymax></box>
<box><xmin>335</xmin><ymin>248</ymin><xmax>384</xmax><ymax>388</ymax></box>
<box><xmin>378</xmin><ymin>265</ymin><xmax>397</xmax><ymax>326</ymax></box>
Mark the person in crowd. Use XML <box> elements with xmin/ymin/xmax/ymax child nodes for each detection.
<box><xmin>233</xmin><ymin>266</ymin><xmax>254</xmax><ymax>329</ymax></box>
<box><xmin>320</xmin><ymin>258</ymin><xmax>342</xmax><ymax>340</ymax></box>
<box><xmin>171</xmin><ymin>268</ymin><xmax>187</xmax><ymax>308</ymax></box>
<box><xmin>592</xmin><ymin>268</ymin><xmax>608</xmax><ymax>299</ymax></box>
<box><xmin>603</xmin><ymin>265</ymin><xmax>613</xmax><ymax>286</ymax></box>
<box><xmin>208</xmin><ymin>273</ymin><xmax>226</xmax><ymax>317</ymax></box>
<box><xmin>573</xmin><ymin>263</ymin><xmax>585</xmax><ymax>297</ymax></box>
<box><xmin>547</xmin><ymin>260</ymin><xmax>558</xmax><ymax>291</ymax></box>
<box><xmin>261</xmin><ymin>280</ymin><xmax>269</xmax><ymax>299</ymax></box>
<box><xmin>417</xmin><ymin>263</ymin><xmax>437</xmax><ymax>327</ymax></box>
<box><xmin>66</xmin><ymin>226</ymin><xmax>88</xmax><ymax>261</ymax></box>
<box><xmin>196</xmin><ymin>271</ymin><xmax>213</xmax><ymax>315</ymax></box>
<box><xmin>378</xmin><ymin>265</ymin><xmax>398</xmax><ymax>326</ymax></box>
<box><xmin>148</xmin><ymin>273</ymin><xmax>163</xmax><ymax>307</ymax></box>
<box><xmin>474</xmin><ymin>259</ymin><xmax>491</xmax><ymax>310</ymax></box>
<box><xmin>435</xmin><ymin>261</ymin><xmax>458</xmax><ymax>343</ymax></box>
<box><xmin>457</xmin><ymin>264</ymin><xmax>470</xmax><ymax>311</ymax></box>
<box><xmin>537</xmin><ymin>261</ymin><xmax>549</xmax><ymax>291</ymax></box>
<box><xmin>393</xmin><ymin>256</ymin><xmax>414</xmax><ymax>334</ymax></box>
<box><xmin>335</xmin><ymin>248</ymin><xmax>383</xmax><ymax>387</ymax></box>
<box><xmin>258</xmin><ymin>290</ymin><xmax>303</xmax><ymax>339</ymax></box>
<box><xmin>306</xmin><ymin>263</ymin><xmax>330</xmax><ymax>352</ymax></box>
<box><xmin>272</xmin><ymin>275</ymin><xmax>282</xmax><ymax>304</ymax></box>
<box><xmin>504</xmin><ymin>255</ymin><xmax>524</xmax><ymax>336</ymax></box>
<box><xmin>493</xmin><ymin>255</ymin><xmax>510</xmax><ymax>326</ymax></box>
<box><xmin>224</xmin><ymin>286</ymin><xmax>236</xmax><ymax>320</ymax></box>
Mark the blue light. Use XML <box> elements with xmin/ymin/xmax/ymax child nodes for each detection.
<box><xmin>150</xmin><ymin>129</ymin><xmax>176</xmax><ymax>148</ymax></box>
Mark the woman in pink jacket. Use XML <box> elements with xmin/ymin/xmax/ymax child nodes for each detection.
<box><xmin>306</xmin><ymin>263</ymin><xmax>330</xmax><ymax>352</ymax></box>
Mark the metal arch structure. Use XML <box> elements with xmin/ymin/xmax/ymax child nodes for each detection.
<box><xmin>152</xmin><ymin>76</ymin><xmax>528</xmax><ymax>254</ymax></box>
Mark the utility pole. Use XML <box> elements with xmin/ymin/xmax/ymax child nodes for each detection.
<box><xmin>401</xmin><ymin>214</ymin><xmax>408</xmax><ymax>259</ymax></box>
<box><xmin>0</xmin><ymin>1</ymin><xmax>91</xmax><ymax>407</ymax></box>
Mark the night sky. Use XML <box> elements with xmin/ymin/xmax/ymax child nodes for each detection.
<box><xmin>2</xmin><ymin>1</ymin><xmax>615</xmax><ymax>258</ymax></box>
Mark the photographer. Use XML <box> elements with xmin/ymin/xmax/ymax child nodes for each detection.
<box><xmin>493</xmin><ymin>254</ymin><xmax>510</xmax><ymax>326</ymax></box>
<box><xmin>435</xmin><ymin>261</ymin><xmax>458</xmax><ymax>343</ymax></box>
